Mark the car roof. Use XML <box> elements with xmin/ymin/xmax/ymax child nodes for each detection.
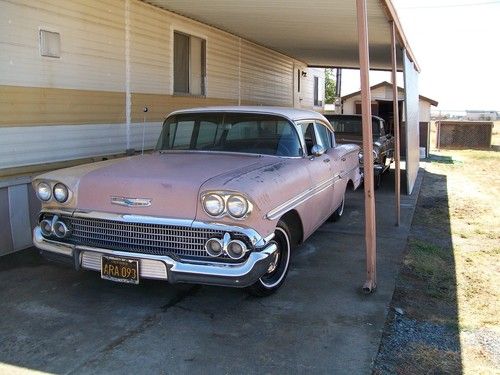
<box><xmin>168</xmin><ymin>106</ymin><xmax>328</xmax><ymax>122</ymax></box>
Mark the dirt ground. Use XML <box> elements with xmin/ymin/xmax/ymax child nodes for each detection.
<box><xmin>373</xmin><ymin>125</ymin><xmax>500</xmax><ymax>374</ymax></box>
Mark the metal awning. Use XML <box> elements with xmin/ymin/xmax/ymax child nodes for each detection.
<box><xmin>141</xmin><ymin>0</ymin><xmax>420</xmax><ymax>293</ymax></box>
<box><xmin>143</xmin><ymin>0</ymin><xmax>418</xmax><ymax>71</ymax></box>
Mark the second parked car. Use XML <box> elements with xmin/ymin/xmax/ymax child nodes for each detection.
<box><xmin>325</xmin><ymin>114</ymin><xmax>394</xmax><ymax>188</ymax></box>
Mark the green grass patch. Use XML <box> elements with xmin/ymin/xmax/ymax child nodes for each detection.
<box><xmin>405</xmin><ymin>240</ymin><xmax>455</xmax><ymax>300</ymax></box>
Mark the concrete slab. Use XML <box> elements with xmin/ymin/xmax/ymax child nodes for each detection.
<box><xmin>0</xmin><ymin>168</ymin><xmax>422</xmax><ymax>374</ymax></box>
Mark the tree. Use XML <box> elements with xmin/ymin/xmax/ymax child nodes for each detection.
<box><xmin>325</xmin><ymin>68</ymin><xmax>337</xmax><ymax>104</ymax></box>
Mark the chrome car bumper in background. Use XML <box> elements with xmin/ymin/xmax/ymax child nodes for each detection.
<box><xmin>33</xmin><ymin>226</ymin><xmax>278</xmax><ymax>288</ymax></box>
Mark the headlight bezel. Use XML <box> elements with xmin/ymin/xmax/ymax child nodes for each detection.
<box><xmin>201</xmin><ymin>191</ymin><xmax>252</xmax><ymax>220</ymax></box>
<box><xmin>35</xmin><ymin>180</ymin><xmax>72</xmax><ymax>204</ymax></box>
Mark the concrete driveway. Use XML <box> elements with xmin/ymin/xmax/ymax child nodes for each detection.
<box><xmin>0</xmin><ymin>170</ymin><xmax>421</xmax><ymax>374</ymax></box>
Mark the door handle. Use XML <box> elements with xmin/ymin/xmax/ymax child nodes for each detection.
<box><xmin>324</xmin><ymin>158</ymin><xmax>330</xmax><ymax>163</ymax></box>
<box><xmin>341</xmin><ymin>157</ymin><xmax>346</xmax><ymax>162</ymax></box>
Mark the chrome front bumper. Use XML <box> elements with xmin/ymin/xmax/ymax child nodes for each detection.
<box><xmin>33</xmin><ymin>226</ymin><xmax>278</xmax><ymax>288</ymax></box>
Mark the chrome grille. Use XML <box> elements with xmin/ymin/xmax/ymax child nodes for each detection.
<box><xmin>53</xmin><ymin>215</ymin><xmax>249</xmax><ymax>261</ymax></box>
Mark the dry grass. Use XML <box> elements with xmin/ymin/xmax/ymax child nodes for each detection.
<box><xmin>399</xmin><ymin>344</ymin><xmax>462</xmax><ymax>374</ymax></box>
<box><xmin>419</xmin><ymin>148</ymin><xmax>500</xmax><ymax>374</ymax></box>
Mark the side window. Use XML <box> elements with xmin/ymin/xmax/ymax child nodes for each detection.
<box><xmin>174</xmin><ymin>31</ymin><xmax>206</xmax><ymax>95</ymax></box>
<box><xmin>315</xmin><ymin>123</ymin><xmax>333</xmax><ymax>150</ymax></box>
<box><xmin>299</xmin><ymin>122</ymin><xmax>316</xmax><ymax>155</ymax></box>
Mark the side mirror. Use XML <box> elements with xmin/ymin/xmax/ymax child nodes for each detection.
<box><xmin>311</xmin><ymin>144</ymin><xmax>326</xmax><ymax>157</ymax></box>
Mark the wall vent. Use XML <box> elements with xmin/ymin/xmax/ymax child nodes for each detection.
<box><xmin>39</xmin><ymin>30</ymin><xmax>60</xmax><ymax>58</ymax></box>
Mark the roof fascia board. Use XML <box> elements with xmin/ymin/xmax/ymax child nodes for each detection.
<box><xmin>380</xmin><ymin>0</ymin><xmax>421</xmax><ymax>72</ymax></box>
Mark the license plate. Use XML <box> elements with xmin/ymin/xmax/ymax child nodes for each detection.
<box><xmin>101</xmin><ymin>256</ymin><xmax>139</xmax><ymax>284</ymax></box>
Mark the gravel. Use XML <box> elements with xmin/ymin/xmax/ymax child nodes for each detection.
<box><xmin>374</xmin><ymin>312</ymin><xmax>460</xmax><ymax>374</ymax></box>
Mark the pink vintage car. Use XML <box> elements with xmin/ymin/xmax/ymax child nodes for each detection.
<box><xmin>33</xmin><ymin>107</ymin><xmax>361</xmax><ymax>296</ymax></box>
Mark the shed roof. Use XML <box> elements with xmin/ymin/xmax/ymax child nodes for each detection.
<box><xmin>142</xmin><ymin>0</ymin><xmax>419</xmax><ymax>71</ymax></box>
<box><xmin>341</xmin><ymin>81</ymin><xmax>438</xmax><ymax>106</ymax></box>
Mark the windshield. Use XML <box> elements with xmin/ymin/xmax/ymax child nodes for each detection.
<box><xmin>155</xmin><ymin>112</ymin><xmax>303</xmax><ymax>157</ymax></box>
<box><xmin>325</xmin><ymin>116</ymin><xmax>381</xmax><ymax>137</ymax></box>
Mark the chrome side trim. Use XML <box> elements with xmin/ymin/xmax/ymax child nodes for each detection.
<box><xmin>339</xmin><ymin>165</ymin><xmax>359</xmax><ymax>179</ymax></box>
<box><xmin>266</xmin><ymin>177</ymin><xmax>335</xmax><ymax>220</ymax></box>
<box><xmin>266</xmin><ymin>163</ymin><xmax>360</xmax><ymax>220</ymax></box>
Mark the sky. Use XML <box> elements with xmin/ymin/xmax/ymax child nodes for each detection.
<box><xmin>340</xmin><ymin>0</ymin><xmax>500</xmax><ymax>111</ymax></box>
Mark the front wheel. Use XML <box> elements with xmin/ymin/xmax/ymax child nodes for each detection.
<box><xmin>246</xmin><ymin>220</ymin><xmax>291</xmax><ymax>297</ymax></box>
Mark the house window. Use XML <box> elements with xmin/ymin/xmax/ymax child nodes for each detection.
<box><xmin>174</xmin><ymin>31</ymin><xmax>206</xmax><ymax>95</ymax></box>
<box><xmin>39</xmin><ymin>30</ymin><xmax>60</xmax><ymax>58</ymax></box>
<box><xmin>314</xmin><ymin>76</ymin><xmax>321</xmax><ymax>106</ymax></box>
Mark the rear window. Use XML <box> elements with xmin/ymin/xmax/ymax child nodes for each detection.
<box><xmin>156</xmin><ymin>112</ymin><xmax>303</xmax><ymax>157</ymax></box>
<box><xmin>326</xmin><ymin>116</ymin><xmax>381</xmax><ymax>136</ymax></box>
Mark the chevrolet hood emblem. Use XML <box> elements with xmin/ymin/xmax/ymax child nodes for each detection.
<box><xmin>111</xmin><ymin>196</ymin><xmax>152</xmax><ymax>207</ymax></box>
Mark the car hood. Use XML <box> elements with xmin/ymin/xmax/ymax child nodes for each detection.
<box><xmin>38</xmin><ymin>152</ymin><xmax>266</xmax><ymax>219</ymax></box>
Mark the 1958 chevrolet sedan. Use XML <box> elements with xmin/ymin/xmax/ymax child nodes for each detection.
<box><xmin>33</xmin><ymin>107</ymin><xmax>361</xmax><ymax>296</ymax></box>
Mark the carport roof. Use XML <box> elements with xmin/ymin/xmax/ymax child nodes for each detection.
<box><xmin>142</xmin><ymin>0</ymin><xmax>419</xmax><ymax>71</ymax></box>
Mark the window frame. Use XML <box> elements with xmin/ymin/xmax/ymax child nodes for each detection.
<box><xmin>156</xmin><ymin>112</ymin><xmax>305</xmax><ymax>158</ymax></box>
<box><xmin>313</xmin><ymin>76</ymin><xmax>320</xmax><ymax>106</ymax></box>
<box><xmin>314</xmin><ymin>121</ymin><xmax>334</xmax><ymax>150</ymax></box>
<box><xmin>173</xmin><ymin>30</ymin><xmax>207</xmax><ymax>96</ymax></box>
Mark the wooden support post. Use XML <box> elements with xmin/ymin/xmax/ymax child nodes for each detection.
<box><xmin>390</xmin><ymin>21</ymin><xmax>401</xmax><ymax>227</ymax></box>
<box><xmin>356</xmin><ymin>0</ymin><xmax>376</xmax><ymax>293</ymax></box>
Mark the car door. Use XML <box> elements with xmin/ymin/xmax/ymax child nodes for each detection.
<box><xmin>298</xmin><ymin>121</ymin><xmax>334</xmax><ymax>230</ymax></box>
<box><xmin>318</xmin><ymin>121</ymin><xmax>348</xmax><ymax>211</ymax></box>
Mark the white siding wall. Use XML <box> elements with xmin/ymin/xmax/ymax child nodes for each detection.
<box><xmin>0</xmin><ymin>0</ymin><xmax>126</xmax><ymax>91</ymax></box>
<box><xmin>0</xmin><ymin>0</ymin><xmax>324</xmax><ymax>172</ymax></box>
<box><xmin>0</xmin><ymin>0</ymin><xmax>321</xmax><ymax>104</ymax></box>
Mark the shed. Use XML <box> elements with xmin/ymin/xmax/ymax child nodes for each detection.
<box><xmin>436</xmin><ymin>120</ymin><xmax>493</xmax><ymax>149</ymax></box>
<box><xmin>340</xmin><ymin>81</ymin><xmax>438</xmax><ymax>157</ymax></box>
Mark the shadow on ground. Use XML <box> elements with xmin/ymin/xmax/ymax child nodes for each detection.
<box><xmin>373</xmin><ymin>166</ymin><xmax>462</xmax><ymax>374</ymax></box>
<box><xmin>0</xmin><ymin>168</ymin><xmax>422</xmax><ymax>374</ymax></box>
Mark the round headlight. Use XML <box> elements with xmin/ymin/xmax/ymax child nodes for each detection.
<box><xmin>205</xmin><ymin>238</ymin><xmax>223</xmax><ymax>257</ymax></box>
<box><xmin>203</xmin><ymin>194</ymin><xmax>224</xmax><ymax>216</ymax></box>
<box><xmin>227</xmin><ymin>195</ymin><xmax>249</xmax><ymax>218</ymax></box>
<box><xmin>36</xmin><ymin>182</ymin><xmax>52</xmax><ymax>201</ymax></box>
<box><xmin>53</xmin><ymin>183</ymin><xmax>69</xmax><ymax>203</ymax></box>
<box><xmin>227</xmin><ymin>239</ymin><xmax>247</xmax><ymax>259</ymax></box>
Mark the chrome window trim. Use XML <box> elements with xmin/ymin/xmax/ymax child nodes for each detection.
<box><xmin>266</xmin><ymin>176</ymin><xmax>337</xmax><ymax>221</ymax></box>
<box><xmin>158</xmin><ymin>149</ymin><xmax>304</xmax><ymax>160</ymax></box>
